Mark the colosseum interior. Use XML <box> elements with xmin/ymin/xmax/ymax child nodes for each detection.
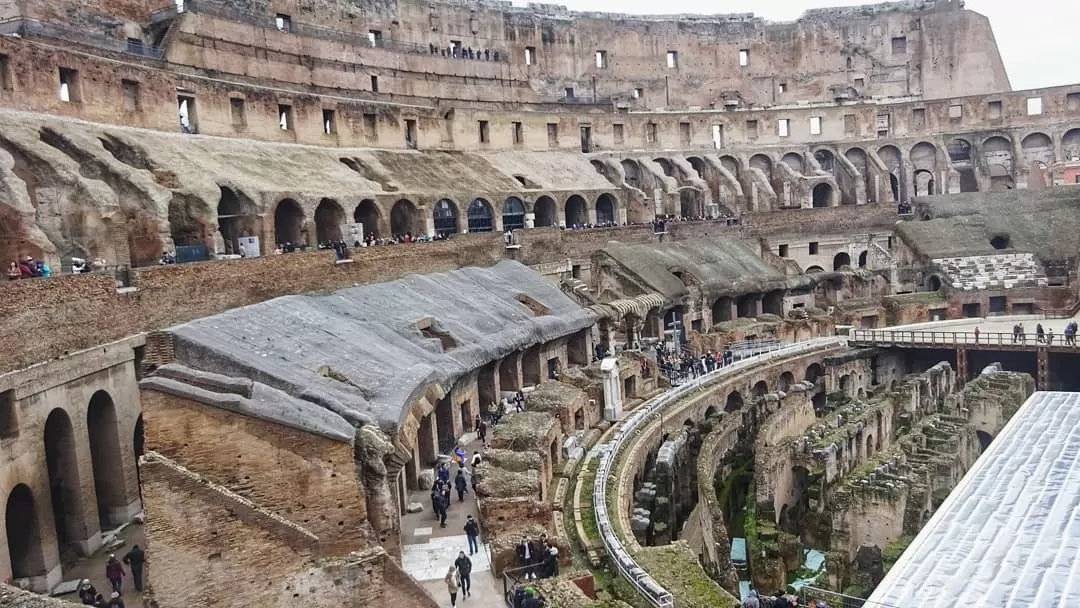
<box><xmin>0</xmin><ymin>0</ymin><xmax>1077</xmax><ymax>605</ymax></box>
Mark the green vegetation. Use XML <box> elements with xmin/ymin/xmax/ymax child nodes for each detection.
<box><xmin>882</xmin><ymin>535</ymin><xmax>915</xmax><ymax>572</ymax></box>
<box><xmin>635</xmin><ymin>544</ymin><xmax>740</xmax><ymax>608</ymax></box>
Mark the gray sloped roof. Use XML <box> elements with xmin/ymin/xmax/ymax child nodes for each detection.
<box><xmin>167</xmin><ymin>260</ymin><xmax>595</xmax><ymax>432</ymax></box>
<box><xmin>901</xmin><ymin>188</ymin><xmax>1080</xmax><ymax>260</ymax></box>
<box><xmin>597</xmin><ymin>240</ymin><xmax>790</xmax><ymax>301</ymax></box>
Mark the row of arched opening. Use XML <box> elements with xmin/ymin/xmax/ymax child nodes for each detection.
<box><xmin>6</xmin><ymin>391</ymin><xmax>141</xmax><ymax>582</ymax></box>
<box><xmin>217</xmin><ymin>189</ymin><xmax>620</xmax><ymax>250</ymax></box>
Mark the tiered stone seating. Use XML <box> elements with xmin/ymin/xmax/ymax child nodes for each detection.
<box><xmin>931</xmin><ymin>253</ymin><xmax>1048</xmax><ymax>291</ymax></box>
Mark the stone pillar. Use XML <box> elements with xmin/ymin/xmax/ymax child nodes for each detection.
<box><xmin>425</xmin><ymin>214</ymin><xmax>436</xmax><ymax>238</ymax></box>
<box><xmin>601</xmin><ymin>357</ymin><xmax>623</xmax><ymax>421</ymax></box>
<box><xmin>753</xmin><ymin>294</ymin><xmax>764</xmax><ymax>317</ymax></box>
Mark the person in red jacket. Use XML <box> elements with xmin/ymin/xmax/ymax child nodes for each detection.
<box><xmin>105</xmin><ymin>554</ymin><xmax>124</xmax><ymax>594</ymax></box>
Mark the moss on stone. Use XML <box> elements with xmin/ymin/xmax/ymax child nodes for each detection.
<box><xmin>475</xmin><ymin>465</ymin><xmax>542</xmax><ymax>499</ymax></box>
<box><xmin>634</xmin><ymin>543</ymin><xmax>740</xmax><ymax>608</ymax></box>
<box><xmin>487</xmin><ymin>449</ymin><xmax>544</xmax><ymax>473</ymax></box>
<box><xmin>529</xmin><ymin>381</ymin><xmax>587</xmax><ymax>414</ymax></box>
<box><xmin>882</xmin><ymin>535</ymin><xmax>914</xmax><ymax>572</ymax></box>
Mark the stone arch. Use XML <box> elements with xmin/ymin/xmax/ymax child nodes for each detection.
<box><xmin>751</xmin><ymin>380</ymin><xmax>769</xmax><ymax>399</ymax></box>
<box><xmin>806</xmin><ymin>265</ymin><xmax>825</xmax><ymax>273</ymax></box>
<box><xmin>217</xmin><ymin>186</ymin><xmax>258</xmax><ymax>255</ymax></box>
<box><xmin>845</xmin><ymin>147</ymin><xmax>874</xmax><ymax>202</ymax></box>
<box><xmin>839</xmin><ymin>374</ymin><xmax>852</xmax><ymax>395</ymax></box>
<box><xmin>805</xmin><ymin>363</ymin><xmax>823</xmax><ymax>383</ymax></box>
<box><xmin>865</xmin><ymin>433</ymin><xmax>874</xmax><ymax>458</ymax></box>
<box><xmin>534</xmin><ymin>196</ymin><xmax>557</xmax><ymax>227</ymax></box>
<box><xmin>686</xmin><ymin>156</ymin><xmax>707</xmax><ymax>180</ymax></box>
<box><xmin>781</xmin><ymin>152</ymin><xmax>804</xmax><ymax>173</ymax></box>
<box><xmin>983</xmin><ymin>136</ymin><xmax>1015</xmax><ymax>191</ymax></box>
<box><xmin>565</xmin><ymin>195</ymin><xmax>588</xmax><ymax>227</ymax></box>
<box><xmin>621</xmin><ymin>159</ymin><xmax>643</xmax><ymax>189</ymax></box>
<box><xmin>353</xmin><ymin>199</ymin><xmax>382</xmax><ymax>239</ymax></box>
<box><xmin>858</xmin><ymin>250</ymin><xmax>868</xmax><ymax>268</ymax></box>
<box><xmin>467</xmin><ymin>198</ymin><xmax>495</xmax><ymax>233</ymax></box>
<box><xmin>833</xmin><ymin>251</ymin><xmax>851</xmax><ymax>271</ymax></box>
<box><xmin>712</xmin><ymin>296</ymin><xmax>733</xmax><ymax>323</ymax></box>
<box><xmin>812</xmin><ymin>183</ymin><xmax>833</xmax><ymax>208</ymax></box>
<box><xmin>877</xmin><ymin>145</ymin><xmax>902</xmax><ymax>201</ymax></box>
<box><xmin>390</xmin><ymin>198</ymin><xmax>423</xmax><ymax>237</ymax></box>
<box><xmin>433</xmin><ymin>198</ymin><xmax>460</xmax><ymax>237</ymax></box>
<box><xmin>779</xmin><ymin>371</ymin><xmax>795</xmax><ymax>392</ymax></box>
<box><xmin>502</xmin><ymin>197</ymin><xmax>526</xmax><ymax>231</ymax></box>
<box><xmin>926</xmin><ymin>274</ymin><xmax>942</xmax><ymax>291</ymax></box>
<box><xmin>273</xmin><ymin>198</ymin><xmax>305</xmax><ymax>246</ymax></box>
<box><xmin>724</xmin><ymin>391</ymin><xmax>744</xmax><ymax>412</ymax></box>
<box><xmin>703</xmin><ymin>405</ymin><xmax>719</xmax><ymax>419</ymax></box>
<box><xmin>679</xmin><ymin>189</ymin><xmax>703</xmax><ymax>218</ymax></box>
<box><xmin>719</xmin><ymin>155</ymin><xmax>740</xmax><ymax>178</ymax></box>
<box><xmin>45</xmin><ymin>408</ymin><xmax>86</xmax><ymax>553</ymax></box>
<box><xmin>913</xmin><ymin>169</ymin><xmax>936</xmax><ymax>196</ymax></box>
<box><xmin>596</xmin><ymin>193</ymin><xmax>617</xmax><ymax>225</ymax></box>
<box><xmin>1021</xmin><ymin>132</ymin><xmax>1054</xmax><ymax>171</ymax></box>
<box><xmin>87</xmin><ymin>391</ymin><xmax>126</xmax><ymax>528</ymax></box>
<box><xmin>814</xmin><ymin>149</ymin><xmax>836</xmax><ymax>173</ymax></box>
<box><xmin>947</xmin><ymin>138</ymin><xmax>973</xmax><ymax>163</ymax></box>
<box><xmin>653</xmin><ymin>157</ymin><xmax>676</xmax><ymax>177</ymax></box>
<box><xmin>976</xmin><ymin>430</ymin><xmax>993</xmax><ymax>453</ymax></box>
<box><xmin>314</xmin><ymin>198</ymin><xmax>346</xmax><ymax>243</ymax></box>
<box><xmin>1063</xmin><ymin>129</ymin><xmax>1080</xmax><ymax>160</ymax></box>
<box><xmin>5</xmin><ymin>484</ymin><xmax>46</xmax><ymax>581</ymax></box>
<box><xmin>749</xmin><ymin>154</ymin><xmax>773</xmax><ymax>180</ymax></box>
<box><xmin>910</xmin><ymin>142</ymin><xmax>939</xmax><ymax>170</ymax></box>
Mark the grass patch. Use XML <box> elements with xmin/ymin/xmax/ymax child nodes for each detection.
<box><xmin>635</xmin><ymin>544</ymin><xmax>740</xmax><ymax>608</ymax></box>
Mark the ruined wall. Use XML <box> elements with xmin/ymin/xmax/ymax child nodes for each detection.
<box><xmin>754</xmin><ymin>386</ymin><xmax>819</xmax><ymax>520</ymax></box>
<box><xmin>140</xmin><ymin>453</ymin><xmax>435</xmax><ymax>608</ymax></box>
<box><xmin>140</xmin><ymin>387</ymin><xmax>376</xmax><ymax>556</ymax></box>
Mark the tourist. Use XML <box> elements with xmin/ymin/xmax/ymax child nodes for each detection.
<box><xmin>18</xmin><ymin>257</ymin><xmax>34</xmax><ymax>278</ymax></box>
<box><xmin>123</xmin><ymin>544</ymin><xmax>145</xmax><ymax>592</ymax></box>
<box><xmin>436</xmin><ymin>490</ymin><xmax>448</xmax><ymax>528</ymax></box>
<box><xmin>454</xmin><ymin>468</ymin><xmax>468</xmax><ymax>502</ymax></box>
<box><xmin>430</xmin><ymin>486</ymin><xmax>441</xmax><ymax>520</ymax></box>
<box><xmin>516</xmin><ymin>536</ymin><xmax>534</xmax><ymax>579</ymax></box>
<box><xmin>1047</xmin><ymin>328</ymin><xmax>1055</xmax><ymax>345</ymax></box>
<box><xmin>454</xmin><ymin>446</ymin><xmax>467</xmax><ymax>468</ymax></box>
<box><xmin>107</xmin><ymin>591</ymin><xmax>125</xmax><ymax>607</ymax></box>
<box><xmin>470</xmin><ymin>450</ymin><xmax>482</xmax><ymax>467</ymax></box>
<box><xmin>742</xmin><ymin>589</ymin><xmax>760</xmax><ymax>608</ymax></box>
<box><xmin>444</xmin><ymin>565</ymin><xmax>461</xmax><ymax>607</ymax></box>
<box><xmin>454</xmin><ymin>550</ymin><xmax>473</xmax><ymax>597</ymax></box>
<box><xmin>478</xmin><ymin>419</ymin><xmax>488</xmax><ymax>445</ymax></box>
<box><xmin>973</xmin><ymin>326</ymin><xmax>980</xmax><ymax>343</ymax></box>
<box><xmin>78</xmin><ymin>580</ymin><xmax>98</xmax><ymax>604</ymax></box>
<box><xmin>441</xmin><ymin>478</ymin><xmax>452</xmax><ymax>511</ymax></box>
<box><xmin>6</xmin><ymin>261</ymin><xmax>19</xmax><ymax>280</ymax></box>
<box><xmin>521</xmin><ymin>587</ymin><xmax>542</xmax><ymax>608</ymax></box>
<box><xmin>438</xmin><ymin>463</ymin><xmax>450</xmax><ymax>484</ymax></box>
<box><xmin>464</xmin><ymin>515</ymin><xmax>480</xmax><ymax>555</ymax></box>
<box><xmin>541</xmin><ymin>543</ymin><xmax>559</xmax><ymax>578</ymax></box>
<box><xmin>105</xmin><ymin>553</ymin><xmax>124</xmax><ymax>594</ymax></box>
<box><xmin>1036</xmin><ymin>323</ymin><xmax>1045</xmax><ymax>343</ymax></box>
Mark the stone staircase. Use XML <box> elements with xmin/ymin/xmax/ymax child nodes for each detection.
<box><xmin>932</xmin><ymin>253</ymin><xmax>1048</xmax><ymax>291</ymax></box>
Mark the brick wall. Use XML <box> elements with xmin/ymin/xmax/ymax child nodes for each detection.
<box><xmin>140</xmin><ymin>387</ymin><xmax>374</xmax><ymax>556</ymax></box>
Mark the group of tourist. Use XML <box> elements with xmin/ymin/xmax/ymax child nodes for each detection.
<box><xmin>992</xmin><ymin>321</ymin><xmax>1080</xmax><ymax>346</ymax></box>
<box><xmin>75</xmin><ymin>545</ymin><xmax>144</xmax><ymax>607</ymax></box>
<box><xmin>430</xmin><ymin>462</ymin><xmax>475</xmax><ymax>527</ymax></box>
<box><xmin>654</xmin><ymin>343</ymin><xmax>734</xmax><ymax>384</ymax></box>
<box><xmin>6</xmin><ymin>256</ymin><xmax>51</xmax><ymax>280</ymax></box>
<box><xmin>515</xmin><ymin>533</ymin><xmax>561</xmax><ymax>581</ymax></box>
<box><xmin>743</xmin><ymin>589</ymin><xmax>830</xmax><ymax>608</ymax></box>
<box><xmin>430</xmin><ymin>44</ymin><xmax>501</xmax><ymax>62</ymax></box>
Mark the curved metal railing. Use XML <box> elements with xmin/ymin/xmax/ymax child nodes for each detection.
<box><xmin>593</xmin><ymin>337</ymin><xmax>843</xmax><ymax>607</ymax></box>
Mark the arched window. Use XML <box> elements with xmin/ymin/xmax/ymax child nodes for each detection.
<box><xmin>467</xmin><ymin>198</ymin><xmax>494</xmax><ymax>233</ymax></box>
<box><xmin>502</xmin><ymin>197</ymin><xmax>525</xmax><ymax>231</ymax></box>
<box><xmin>433</xmin><ymin>199</ymin><xmax>459</xmax><ymax>237</ymax></box>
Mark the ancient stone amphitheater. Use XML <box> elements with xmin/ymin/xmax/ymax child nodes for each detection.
<box><xmin>0</xmin><ymin>0</ymin><xmax>1077</xmax><ymax>606</ymax></box>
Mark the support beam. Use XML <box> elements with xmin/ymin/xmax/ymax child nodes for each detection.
<box><xmin>956</xmin><ymin>346</ymin><xmax>967</xmax><ymax>387</ymax></box>
<box><xmin>1037</xmin><ymin>347</ymin><xmax>1049</xmax><ymax>390</ymax></box>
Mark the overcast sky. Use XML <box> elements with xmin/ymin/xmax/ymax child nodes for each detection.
<box><xmin>553</xmin><ymin>0</ymin><xmax>1080</xmax><ymax>91</ymax></box>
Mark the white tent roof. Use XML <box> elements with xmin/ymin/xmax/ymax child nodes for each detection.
<box><xmin>866</xmin><ymin>391</ymin><xmax>1080</xmax><ymax>608</ymax></box>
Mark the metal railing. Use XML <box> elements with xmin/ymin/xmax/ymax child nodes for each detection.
<box><xmin>501</xmin><ymin>565</ymin><xmax>545</xmax><ymax>607</ymax></box>
<box><xmin>849</xmin><ymin>328</ymin><xmax>1078</xmax><ymax>347</ymax></box>
<box><xmin>0</xmin><ymin>18</ymin><xmax>166</xmax><ymax>59</ymax></box>
<box><xmin>593</xmin><ymin>337</ymin><xmax>843</xmax><ymax>608</ymax></box>
<box><xmin>799</xmin><ymin>585</ymin><xmax>902</xmax><ymax>608</ymax></box>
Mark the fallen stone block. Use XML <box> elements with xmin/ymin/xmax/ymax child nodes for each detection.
<box><xmin>406</xmin><ymin>502</ymin><xmax>425</xmax><ymax>514</ymax></box>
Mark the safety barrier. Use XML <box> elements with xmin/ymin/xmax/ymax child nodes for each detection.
<box><xmin>593</xmin><ymin>337</ymin><xmax>843</xmax><ymax>607</ymax></box>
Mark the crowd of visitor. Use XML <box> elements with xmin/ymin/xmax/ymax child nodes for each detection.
<box><xmin>6</xmin><ymin>255</ymin><xmax>51</xmax><ymax>279</ymax></box>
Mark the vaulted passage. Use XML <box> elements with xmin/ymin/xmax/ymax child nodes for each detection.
<box><xmin>217</xmin><ymin>187</ymin><xmax>257</xmax><ymax>255</ymax></box>
<box><xmin>314</xmin><ymin>198</ymin><xmax>346</xmax><ymax>243</ymax></box>
<box><xmin>596</xmin><ymin>193</ymin><xmax>616</xmax><ymax>225</ymax></box>
<box><xmin>88</xmin><ymin>391</ymin><xmax>126</xmax><ymax>528</ymax></box>
<box><xmin>467</xmin><ymin>198</ymin><xmax>494</xmax><ymax>233</ymax></box>
<box><xmin>565</xmin><ymin>195</ymin><xmax>588</xmax><ymax>227</ymax></box>
<box><xmin>45</xmin><ymin>408</ymin><xmax>86</xmax><ymax>554</ymax></box>
<box><xmin>390</xmin><ymin>199</ymin><xmax>423</xmax><ymax>237</ymax></box>
<box><xmin>353</xmin><ymin>199</ymin><xmax>381</xmax><ymax>239</ymax></box>
<box><xmin>6</xmin><ymin>484</ymin><xmax>45</xmax><ymax>581</ymax></box>
<box><xmin>433</xmin><ymin>199</ymin><xmax>459</xmax><ymax>237</ymax></box>
<box><xmin>502</xmin><ymin>197</ymin><xmax>525</xmax><ymax>232</ymax></box>
<box><xmin>812</xmin><ymin>183</ymin><xmax>833</xmax><ymax>208</ymax></box>
<box><xmin>534</xmin><ymin>196</ymin><xmax>557</xmax><ymax>228</ymax></box>
<box><xmin>273</xmin><ymin>199</ymin><xmax>305</xmax><ymax>247</ymax></box>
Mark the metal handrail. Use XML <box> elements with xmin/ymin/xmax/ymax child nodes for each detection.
<box><xmin>594</xmin><ymin>337</ymin><xmax>843</xmax><ymax>608</ymax></box>
<box><xmin>849</xmin><ymin>328</ymin><xmax>1077</xmax><ymax>347</ymax></box>
<box><xmin>0</xmin><ymin>18</ymin><xmax>166</xmax><ymax>59</ymax></box>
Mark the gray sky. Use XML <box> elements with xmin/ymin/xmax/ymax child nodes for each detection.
<box><xmin>554</xmin><ymin>0</ymin><xmax>1080</xmax><ymax>91</ymax></box>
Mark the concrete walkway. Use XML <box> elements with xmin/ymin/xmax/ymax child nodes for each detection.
<box><xmin>401</xmin><ymin>432</ymin><xmax>506</xmax><ymax>608</ymax></box>
<box><xmin>853</xmin><ymin>315</ymin><xmax>1080</xmax><ymax>345</ymax></box>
